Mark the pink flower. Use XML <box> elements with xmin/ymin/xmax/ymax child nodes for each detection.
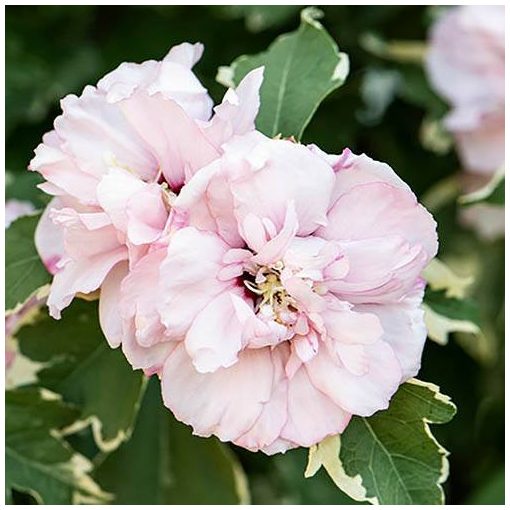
<box><xmin>29</xmin><ymin>42</ymin><xmax>264</xmax><ymax>319</ymax></box>
<box><xmin>31</xmin><ymin>42</ymin><xmax>437</xmax><ymax>454</ymax></box>
<box><xmin>106</xmin><ymin>133</ymin><xmax>437</xmax><ymax>454</ymax></box>
<box><xmin>426</xmin><ymin>5</ymin><xmax>505</xmax><ymax>175</ymax></box>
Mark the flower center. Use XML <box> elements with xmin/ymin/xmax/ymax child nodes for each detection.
<box><xmin>243</xmin><ymin>263</ymin><xmax>298</xmax><ymax>325</ymax></box>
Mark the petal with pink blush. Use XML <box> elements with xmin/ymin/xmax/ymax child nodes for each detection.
<box><xmin>235</xmin><ymin>346</ymin><xmax>288</xmax><ymax>452</ymax></box>
<box><xmin>96</xmin><ymin>167</ymin><xmax>167</xmax><ymax>245</ymax></box>
<box><xmin>327</xmin><ymin>235</ymin><xmax>429</xmax><ymax>304</ymax></box>
<box><xmin>35</xmin><ymin>198</ymin><xmax>65</xmax><ymax>275</ymax></box>
<box><xmin>250</xmin><ymin>202</ymin><xmax>299</xmax><ymax>266</ymax></box>
<box><xmin>121</xmin><ymin>322</ymin><xmax>177</xmax><ymax>373</ymax></box>
<box><xmin>355</xmin><ymin>283</ymin><xmax>427</xmax><ymax>382</ymax></box>
<box><xmin>96</xmin><ymin>167</ymin><xmax>147</xmax><ymax>232</ymax></box>
<box><xmin>56</xmin><ymin>87</ymin><xmax>158</xmax><ymax>182</ymax></box>
<box><xmin>29</xmin><ymin>135</ymin><xmax>100</xmax><ymax>205</ymax></box>
<box><xmin>174</xmin><ymin>159</ymin><xmax>245</xmax><ymax>248</ymax></box>
<box><xmin>158</xmin><ymin>227</ymin><xmax>233</xmax><ymax>338</ymax></box>
<box><xmin>322</xmin><ymin>306</ymin><xmax>383</xmax><ymax>345</ymax></box>
<box><xmin>162</xmin><ymin>344</ymin><xmax>276</xmax><ymax>444</ymax></box>
<box><xmin>118</xmin><ymin>92</ymin><xmax>219</xmax><ymax>190</ymax></box>
<box><xmin>281</xmin><ymin>362</ymin><xmax>351</xmax><ymax>447</ymax></box>
<box><xmin>119</xmin><ymin>249</ymin><xmax>167</xmax><ymax>348</ymax></box>
<box><xmin>307</xmin><ymin>340</ymin><xmax>402</xmax><ymax>416</ymax></box>
<box><xmin>205</xmin><ymin>67</ymin><xmax>264</xmax><ymax>147</ymax></box>
<box><xmin>320</xmin><ymin>181</ymin><xmax>438</xmax><ymax>260</ymax></box>
<box><xmin>184</xmin><ymin>290</ymin><xmax>254</xmax><ymax>373</ymax></box>
<box><xmin>99</xmin><ymin>262</ymin><xmax>128</xmax><ymax>348</ymax></box>
<box><xmin>126</xmin><ymin>187</ymin><xmax>167</xmax><ymax>245</ymax></box>
<box><xmin>230</xmin><ymin>138</ymin><xmax>335</xmax><ymax>236</ymax></box>
<box><xmin>47</xmin><ymin>247</ymin><xmax>126</xmax><ymax>319</ymax></box>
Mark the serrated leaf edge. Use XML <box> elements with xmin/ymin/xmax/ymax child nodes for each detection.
<box><xmin>6</xmin><ymin>388</ymin><xmax>111</xmax><ymax>504</ymax></box>
<box><xmin>60</xmin><ymin>376</ymin><xmax>149</xmax><ymax>452</ymax></box>
<box><xmin>305</xmin><ymin>380</ymin><xmax>456</xmax><ymax>504</ymax></box>
<box><xmin>424</xmin><ymin>303</ymin><xmax>481</xmax><ymax>345</ymax></box>
<box><xmin>422</xmin><ymin>257</ymin><xmax>473</xmax><ymax>299</ymax></box>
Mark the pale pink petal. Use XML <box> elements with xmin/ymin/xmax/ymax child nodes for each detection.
<box><xmin>99</xmin><ymin>262</ymin><xmax>128</xmax><ymax>348</ymax></box>
<box><xmin>280</xmin><ymin>361</ymin><xmax>351</xmax><ymax>447</ymax></box>
<box><xmin>29</xmin><ymin>132</ymin><xmax>100</xmax><ymax>204</ymax></box>
<box><xmin>118</xmin><ymin>92</ymin><xmax>220</xmax><ymax>189</ymax></box>
<box><xmin>230</xmin><ymin>137</ymin><xmax>335</xmax><ymax>236</ymax></box>
<box><xmin>184</xmin><ymin>290</ymin><xmax>254</xmax><ymax>373</ymax></box>
<box><xmin>322</xmin><ymin>305</ymin><xmax>383</xmax><ymax>345</ymax></box>
<box><xmin>126</xmin><ymin>188</ymin><xmax>167</xmax><ymax>245</ymax></box>
<box><xmin>119</xmin><ymin>248</ymin><xmax>167</xmax><ymax>347</ymax></box>
<box><xmin>47</xmin><ymin>247</ymin><xmax>126</xmax><ymax>319</ymax></box>
<box><xmin>158</xmin><ymin>227</ymin><xmax>233</xmax><ymax>337</ymax></box>
<box><xmin>205</xmin><ymin>67</ymin><xmax>264</xmax><ymax>147</ymax></box>
<box><xmin>174</xmin><ymin>159</ymin><xmax>245</xmax><ymax>248</ymax></box>
<box><xmin>162</xmin><ymin>344</ymin><xmax>278</xmax><ymax>444</ymax></box>
<box><xmin>356</xmin><ymin>282</ymin><xmax>427</xmax><ymax>382</ymax></box>
<box><xmin>307</xmin><ymin>340</ymin><xmax>402</xmax><ymax>416</ymax></box>
<box><xmin>327</xmin><ymin>236</ymin><xmax>429</xmax><ymax>304</ymax></box>
<box><xmin>320</xmin><ymin>181</ymin><xmax>438</xmax><ymax>261</ymax></box>
<box><xmin>96</xmin><ymin>167</ymin><xmax>167</xmax><ymax>245</ymax></box>
<box><xmin>250</xmin><ymin>202</ymin><xmax>299</xmax><ymax>266</ymax></box>
<box><xmin>96</xmin><ymin>167</ymin><xmax>147</xmax><ymax>232</ymax></box>
<box><xmin>121</xmin><ymin>321</ymin><xmax>177</xmax><ymax>373</ymax></box>
<box><xmin>55</xmin><ymin>87</ymin><xmax>158</xmax><ymax>181</ymax></box>
<box><xmin>452</xmin><ymin>110</ymin><xmax>505</xmax><ymax>175</ymax></box>
<box><xmin>34</xmin><ymin>198</ymin><xmax>65</xmax><ymax>275</ymax></box>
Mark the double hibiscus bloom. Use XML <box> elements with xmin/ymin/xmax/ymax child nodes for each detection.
<box><xmin>31</xmin><ymin>43</ymin><xmax>437</xmax><ymax>454</ymax></box>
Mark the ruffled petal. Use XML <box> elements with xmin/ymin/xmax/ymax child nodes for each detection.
<box><xmin>355</xmin><ymin>282</ymin><xmax>427</xmax><ymax>382</ymax></box>
<box><xmin>118</xmin><ymin>92</ymin><xmax>219</xmax><ymax>189</ymax></box>
<box><xmin>99</xmin><ymin>262</ymin><xmax>128</xmax><ymax>348</ymax></box>
<box><xmin>320</xmin><ymin>181</ymin><xmax>438</xmax><ymax>261</ymax></box>
<box><xmin>307</xmin><ymin>339</ymin><xmax>402</xmax><ymax>416</ymax></box>
<box><xmin>158</xmin><ymin>227</ymin><xmax>233</xmax><ymax>338</ymax></box>
<box><xmin>35</xmin><ymin>198</ymin><xmax>65</xmax><ymax>275</ymax></box>
<box><xmin>230</xmin><ymin>137</ymin><xmax>335</xmax><ymax>236</ymax></box>
<box><xmin>205</xmin><ymin>67</ymin><xmax>264</xmax><ymax>147</ymax></box>
<box><xmin>184</xmin><ymin>291</ymin><xmax>254</xmax><ymax>373</ymax></box>
<box><xmin>162</xmin><ymin>344</ymin><xmax>278</xmax><ymax>444</ymax></box>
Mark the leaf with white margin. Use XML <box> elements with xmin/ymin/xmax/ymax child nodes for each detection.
<box><xmin>217</xmin><ymin>7</ymin><xmax>349</xmax><ymax>139</ymax></box>
<box><xmin>424</xmin><ymin>288</ymin><xmax>481</xmax><ymax>345</ymax></box>
<box><xmin>459</xmin><ymin>167</ymin><xmax>504</xmax><ymax>206</ymax></box>
<box><xmin>17</xmin><ymin>299</ymin><xmax>146</xmax><ymax>452</ymax></box>
<box><xmin>5</xmin><ymin>213</ymin><xmax>51</xmax><ymax>312</ymax></box>
<box><xmin>305</xmin><ymin>379</ymin><xmax>456</xmax><ymax>505</ymax></box>
<box><xmin>422</xmin><ymin>257</ymin><xmax>473</xmax><ymax>299</ymax></box>
<box><xmin>6</xmin><ymin>387</ymin><xmax>110</xmax><ymax>504</ymax></box>
<box><xmin>94</xmin><ymin>377</ymin><xmax>250</xmax><ymax>504</ymax></box>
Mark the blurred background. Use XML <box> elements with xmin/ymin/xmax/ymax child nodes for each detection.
<box><xmin>6</xmin><ymin>5</ymin><xmax>504</xmax><ymax>505</ymax></box>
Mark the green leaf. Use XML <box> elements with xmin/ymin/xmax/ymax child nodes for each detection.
<box><xmin>424</xmin><ymin>289</ymin><xmax>481</xmax><ymax>326</ymax></box>
<box><xmin>17</xmin><ymin>299</ymin><xmax>146</xmax><ymax>451</ymax></box>
<box><xmin>6</xmin><ymin>387</ymin><xmax>110</xmax><ymax>504</ymax></box>
<box><xmin>218</xmin><ymin>7</ymin><xmax>349</xmax><ymax>139</ymax></box>
<box><xmin>5</xmin><ymin>213</ymin><xmax>51</xmax><ymax>312</ymax></box>
<box><xmin>423</xmin><ymin>288</ymin><xmax>482</xmax><ymax>345</ymax></box>
<box><xmin>94</xmin><ymin>377</ymin><xmax>250</xmax><ymax>504</ymax></box>
<box><xmin>306</xmin><ymin>379</ymin><xmax>456</xmax><ymax>505</ymax></box>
